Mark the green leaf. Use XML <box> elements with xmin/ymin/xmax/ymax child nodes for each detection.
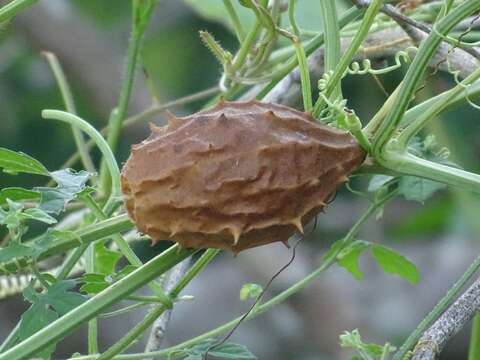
<box><xmin>371</xmin><ymin>245</ymin><xmax>420</xmax><ymax>285</ymax></box>
<box><xmin>239</xmin><ymin>283</ymin><xmax>262</xmax><ymax>301</ymax></box>
<box><xmin>184</xmin><ymin>340</ymin><xmax>257</xmax><ymax>360</ymax></box>
<box><xmin>207</xmin><ymin>343</ymin><xmax>257</xmax><ymax>359</ymax></box>
<box><xmin>94</xmin><ymin>242</ymin><xmax>122</xmax><ymax>275</ymax></box>
<box><xmin>80</xmin><ymin>282</ymin><xmax>110</xmax><ymax>294</ymax></box>
<box><xmin>18</xmin><ymin>303</ymin><xmax>57</xmax><ymax>359</ymax></box>
<box><xmin>398</xmin><ymin>176</ymin><xmax>446</xmax><ymax>203</ymax></box>
<box><xmin>339</xmin><ymin>329</ymin><xmax>395</xmax><ymax>359</ymax></box>
<box><xmin>80</xmin><ymin>273</ymin><xmax>109</xmax><ymax>294</ymax></box>
<box><xmin>50</xmin><ymin>169</ymin><xmax>90</xmax><ymax>189</ymax></box>
<box><xmin>0</xmin><ymin>187</ymin><xmax>40</xmax><ymax>205</ymax></box>
<box><xmin>0</xmin><ymin>147</ymin><xmax>49</xmax><ymax>176</ymax></box>
<box><xmin>42</xmin><ymin>280</ymin><xmax>86</xmax><ymax>315</ymax></box>
<box><xmin>367</xmin><ymin>175</ymin><xmax>394</xmax><ymax>192</ymax></box>
<box><xmin>31</xmin><ymin>229</ymin><xmax>80</xmax><ymax>260</ymax></box>
<box><xmin>182</xmin><ymin>0</ymin><xmax>254</xmax><ymax>32</ymax></box>
<box><xmin>21</xmin><ymin>208</ymin><xmax>57</xmax><ymax>224</ymax></box>
<box><xmin>0</xmin><ymin>242</ymin><xmax>35</xmax><ymax>263</ymax></box>
<box><xmin>35</xmin><ymin>169</ymin><xmax>90</xmax><ymax>214</ymax></box>
<box><xmin>19</xmin><ymin>279</ymin><xmax>86</xmax><ymax>359</ymax></box>
<box><xmin>337</xmin><ymin>241</ymin><xmax>371</xmax><ymax>280</ymax></box>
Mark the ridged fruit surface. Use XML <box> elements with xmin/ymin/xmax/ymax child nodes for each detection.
<box><xmin>121</xmin><ymin>100</ymin><xmax>366</xmax><ymax>252</ymax></box>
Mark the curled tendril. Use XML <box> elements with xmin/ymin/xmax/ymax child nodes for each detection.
<box><xmin>432</xmin><ymin>15</ymin><xmax>480</xmax><ymax>48</ymax></box>
<box><xmin>318</xmin><ymin>70</ymin><xmax>334</xmax><ymax>92</ymax></box>
<box><xmin>0</xmin><ymin>257</ymin><xmax>86</xmax><ymax>300</ymax></box>
<box><xmin>444</xmin><ymin>55</ymin><xmax>480</xmax><ymax>110</ymax></box>
<box><xmin>318</xmin><ymin>47</ymin><xmax>417</xmax><ymax>97</ymax></box>
<box><xmin>347</xmin><ymin>47</ymin><xmax>418</xmax><ymax>76</ymax></box>
<box><xmin>0</xmin><ymin>273</ymin><xmax>32</xmax><ymax>299</ymax></box>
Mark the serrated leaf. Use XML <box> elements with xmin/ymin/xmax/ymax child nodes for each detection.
<box><xmin>207</xmin><ymin>343</ymin><xmax>257</xmax><ymax>359</ymax></box>
<box><xmin>80</xmin><ymin>272</ymin><xmax>109</xmax><ymax>294</ymax></box>
<box><xmin>239</xmin><ymin>283</ymin><xmax>262</xmax><ymax>301</ymax></box>
<box><xmin>182</xmin><ymin>0</ymin><xmax>254</xmax><ymax>32</ymax></box>
<box><xmin>186</xmin><ymin>340</ymin><xmax>257</xmax><ymax>360</ymax></box>
<box><xmin>50</xmin><ymin>169</ymin><xmax>90</xmax><ymax>189</ymax></box>
<box><xmin>0</xmin><ymin>242</ymin><xmax>35</xmax><ymax>263</ymax></box>
<box><xmin>18</xmin><ymin>302</ymin><xmax>57</xmax><ymax>359</ymax></box>
<box><xmin>42</xmin><ymin>280</ymin><xmax>86</xmax><ymax>315</ymax></box>
<box><xmin>21</xmin><ymin>208</ymin><xmax>57</xmax><ymax>224</ymax></box>
<box><xmin>337</xmin><ymin>241</ymin><xmax>371</xmax><ymax>280</ymax></box>
<box><xmin>35</xmin><ymin>169</ymin><xmax>90</xmax><ymax>214</ymax></box>
<box><xmin>0</xmin><ymin>147</ymin><xmax>49</xmax><ymax>176</ymax></box>
<box><xmin>398</xmin><ymin>176</ymin><xmax>446</xmax><ymax>203</ymax></box>
<box><xmin>80</xmin><ymin>282</ymin><xmax>110</xmax><ymax>294</ymax></box>
<box><xmin>19</xmin><ymin>280</ymin><xmax>85</xmax><ymax>358</ymax></box>
<box><xmin>339</xmin><ymin>329</ymin><xmax>387</xmax><ymax>358</ymax></box>
<box><xmin>0</xmin><ymin>187</ymin><xmax>40</xmax><ymax>205</ymax></box>
<box><xmin>371</xmin><ymin>245</ymin><xmax>420</xmax><ymax>285</ymax></box>
<box><xmin>31</xmin><ymin>229</ymin><xmax>79</xmax><ymax>260</ymax></box>
<box><xmin>94</xmin><ymin>242</ymin><xmax>122</xmax><ymax>275</ymax></box>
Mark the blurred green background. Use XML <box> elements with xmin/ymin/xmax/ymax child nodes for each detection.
<box><xmin>1</xmin><ymin>1</ymin><xmax>480</xmax><ymax>359</ymax></box>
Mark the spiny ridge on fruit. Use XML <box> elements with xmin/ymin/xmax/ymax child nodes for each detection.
<box><xmin>121</xmin><ymin>100</ymin><xmax>366</xmax><ymax>252</ymax></box>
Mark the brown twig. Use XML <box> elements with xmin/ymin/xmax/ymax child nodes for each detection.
<box><xmin>143</xmin><ymin>258</ymin><xmax>193</xmax><ymax>359</ymax></box>
<box><xmin>412</xmin><ymin>276</ymin><xmax>480</xmax><ymax>360</ymax></box>
<box><xmin>351</xmin><ymin>0</ymin><xmax>480</xmax><ymax>59</ymax></box>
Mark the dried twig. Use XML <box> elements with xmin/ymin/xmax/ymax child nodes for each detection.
<box><xmin>351</xmin><ymin>0</ymin><xmax>480</xmax><ymax>59</ymax></box>
<box><xmin>143</xmin><ymin>258</ymin><xmax>192</xmax><ymax>359</ymax></box>
<box><xmin>412</xmin><ymin>276</ymin><xmax>480</xmax><ymax>360</ymax></box>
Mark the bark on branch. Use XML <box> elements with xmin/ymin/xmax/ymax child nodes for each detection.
<box><xmin>412</xmin><ymin>277</ymin><xmax>480</xmax><ymax>360</ymax></box>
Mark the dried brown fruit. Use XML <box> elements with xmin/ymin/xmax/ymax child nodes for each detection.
<box><xmin>121</xmin><ymin>100</ymin><xmax>366</xmax><ymax>252</ymax></box>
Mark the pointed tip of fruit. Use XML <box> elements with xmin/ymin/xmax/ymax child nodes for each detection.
<box><xmin>230</xmin><ymin>226</ymin><xmax>242</xmax><ymax>246</ymax></box>
<box><xmin>281</xmin><ymin>240</ymin><xmax>291</xmax><ymax>249</ymax></box>
<box><xmin>291</xmin><ymin>217</ymin><xmax>304</xmax><ymax>234</ymax></box>
<box><xmin>165</xmin><ymin>110</ymin><xmax>179</xmax><ymax>127</ymax></box>
<box><xmin>149</xmin><ymin>122</ymin><xmax>163</xmax><ymax>133</ymax></box>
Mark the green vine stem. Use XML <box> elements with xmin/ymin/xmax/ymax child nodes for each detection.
<box><xmin>393</xmin><ymin>254</ymin><xmax>480</xmax><ymax>360</ymax></box>
<box><xmin>396</xmin><ymin>64</ymin><xmax>480</xmax><ymax>148</ymax></box>
<box><xmin>79</xmin><ymin>193</ymin><xmax>173</xmax><ymax>308</ymax></box>
<box><xmin>71</xmin><ymin>191</ymin><xmax>398</xmax><ymax>360</ymax></box>
<box><xmin>255</xmin><ymin>6</ymin><xmax>363</xmax><ymax>100</ymax></box>
<box><xmin>383</xmin><ymin>147</ymin><xmax>480</xmax><ymax>194</ymax></box>
<box><xmin>222</xmin><ymin>0</ymin><xmax>245</xmax><ymax>42</ymax></box>
<box><xmin>400</xmin><ymin>81</ymin><xmax>480</xmax><ymax>128</ymax></box>
<box><xmin>96</xmin><ymin>249</ymin><xmax>219</xmax><ymax>359</ymax></box>
<box><xmin>312</xmin><ymin>0</ymin><xmax>383</xmax><ymax>117</ymax></box>
<box><xmin>0</xmin><ymin>245</ymin><xmax>197</xmax><ymax>360</ymax></box>
<box><xmin>372</xmin><ymin>0</ymin><xmax>480</xmax><ymax>155</ymax></box>
<box><xmin>280</xmin><ymin>1</ymin><xmax>312</xmax><ymax>113</ymax></box>
<box><xmin>0</xmin><ymin>214</ymin><xmax>133</xmax><ymax>275</ymax></box>
<box><xmin>42</xmin><ymin>52</ymin><xmax>96</xmax><ymax>177</ymax></box>
<box><xmin>41</xmin><ymin>110</ymin><xmax>121</xmax><ymax>213</ymax></box>
<box><xmin>469</xmin><ymin>314</ymin><xmax>480</xmax><ymax>360</ymax></box>
<box><xmin>0</xmin><ymin>0</ymin><xmax>37</xmax><ymax>22</ymax></box>
<box><xmin>100</xmin><ymin>0</ymin><xmax>156</xmax><ymax>195</ymax></box>
<box><xmin>319</xmin><ymin>0</ymin><xmax>342</xmax><ymax>100</ymax></box>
